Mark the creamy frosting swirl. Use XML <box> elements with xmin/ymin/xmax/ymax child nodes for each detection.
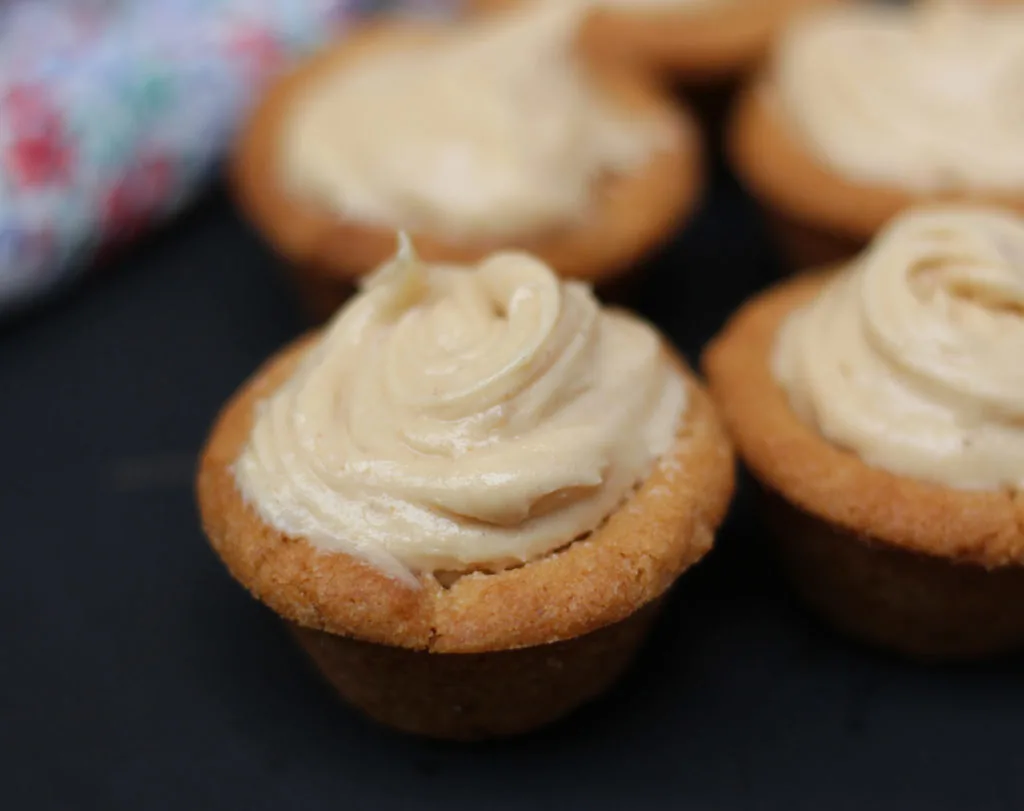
<box><xmin>235</xmin><ymin>237</ymin><xmax>687</xmax><ymax>584</ymax></box>
<box><xmin>774</xmin><ymin>206</ymin><xmax>1024</xmax><ymax>490</ymax></box>
<box><xmin>282</xmin><ymin>1</ymin><xmax>669</xmax><ymax>240</ymax></box>
<box><xmin>774</xmin><ymin>0</ymin><xmax>1024</xmax><ymax>192</ymax></box>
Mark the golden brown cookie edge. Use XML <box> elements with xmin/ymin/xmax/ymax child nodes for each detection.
<box><xmin>230</xmin><ymin>20</ymin><xmax>703</xmax><ymax>288</ymax></box>
<box><xmin>197</xmin><ymin>332</ymin><xmax>736</xmax><ymax>654</ymax></box>
<box><xmin>701</xmin><ymin>270</ymin><xmax>1024</xmax><ymax>568</ymax></box>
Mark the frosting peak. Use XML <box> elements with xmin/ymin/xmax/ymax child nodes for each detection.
<box><xmin>282</xmin><ymin>2</ymin><xmax>668</xmax><ymax>240</ymax></box>
<box><xmin>774</xmin><ymin>0</ymin><xmax>1024</xmax><ymax>192</ymax></box>
<box><xmin>235</xmin><ymin>238</ymin><xmax>686</xmax><ymax>583</ymax></box>
<box><xmin>774</xmin><ymin>206</ymin><xmax>1024</xmax><ymax>491</ymax></box>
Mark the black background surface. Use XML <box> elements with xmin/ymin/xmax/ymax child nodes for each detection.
<box><xmin>2</xmin><ymin>157</ymin><xmax>1023</xmax><ymax>810</ymax></box>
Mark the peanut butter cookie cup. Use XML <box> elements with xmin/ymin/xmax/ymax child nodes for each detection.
<box><xmin>468</xmin><ymin>0</ymin><xmax>837</xmax><ymax>82</ymax></box>
<box><xmin>198</xmin><ymin>241</ymin><xmax>734</xmax><ymax>737</ymax></box>
<box><xmin>703</xmin><ymin>206</ymin><xmax>1024</xmax><ymax>660</ymax></box>
<box><xmin>729</xmin><ymin>1</ymin><xmax>1024</xmax><ymax>269</ymax></box>
<box><xmin>233</xmin><ymin>5</ymin><xmax>701</xmax><ymax>320</ymax></box>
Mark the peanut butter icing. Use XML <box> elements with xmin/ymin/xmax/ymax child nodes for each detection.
<box><xmin>280</xmin><ymin>1</ymin><xmax>670</xmax><ymax>241</ymax></box>
<box><xmin>774</xmin><ymin>0</ymin><xmax>1024</xmax><ymax>193</ymax></box>
<box><xmin>234</xmin><ymin>236</ymin><xmax>687</xmax><ymax>584</ymax></box>
<box><xmin>773</xmin><ymin>206</ymin><xmax>1024</xmax><ymax>491</ymax></box>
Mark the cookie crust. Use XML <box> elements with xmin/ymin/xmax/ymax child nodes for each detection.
<box><xmin>729</xmin><ymin>82</ymin><xmax>1024</xmax><ymax>244</ymax></box>
<box><xmin>702</xmin><ymin>270</ymin><xmax>1024</xmax><ymax>569</ymax></box>
<box><xmin>468</xmin><ymin>0</ymin><xmax>838</xmax><ymax>80</ymax></box>
<box><xmin>231</xmin><ymin>21</ymin><xmax>702</xmax><ymax>288</ymax></box>
<box><xmin>197</xmin><ymin>336</ymin><xmax>735</xmax><ymax>654</ymax></box>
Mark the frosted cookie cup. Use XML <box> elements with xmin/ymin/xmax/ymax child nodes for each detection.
<box><xmin>729</xmin><ymin>0</ymin><xmax>1024</xmax><ymax>270</ymax></box>
<box><xmin>703</xmin><ymin>206</ymin><xmax>1024</xmax><ymax>660</ymax></box>
<box><xmin>466</xmin><ymin>0</ymin><xmax>837</xmax><ymax>83</ymax></box>
<box><xmin>232</xmin><ymin>3</ymin><xmax>702</xmax><ymax>320</ymax></box>
<box><xmin>197</xmin><ymin>239</ymin><xmax>734</xmax><ymax>738</ymax></box>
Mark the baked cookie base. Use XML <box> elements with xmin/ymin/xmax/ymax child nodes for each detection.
<box><xmin>763</xmin><ymin>491</ymin><xmax>1024</xmax><ymax>661</ymax></box>
<box><xmin>288</xmin><ymin>270</ymin><xmax>354</xmax><ymax>324</ymax></box>
<box><xmin>729</xmin><ymin>83</ymin><xmax>1024</xmax><ymax>271</ymax></box>
<box><xmin>232</xmin><ymin>21</ymin><xmax>702</xmax><ymax>318</ymax></box>
<box><xmin>763</xmin><ymin>210</ymin><xmax>863</xmax><ymax>270</ymax></box>
<box><xmin>198</xmin><ymin>335</ymin><xmax>735</xmax><ymax>737</ymax></box>
<box><xmin>468</xmin><ymin>0</ymin><xmax>839</xmax><ymax>83</ymax></box>
<box><xmin>290</xmin><ymin>600</ymin><xmax>661</xmax><ymax>740</ymax></box>
<box><xmin>703</xmin><ymin>272</ymin><xmax>1024</xmax><ymax>661</ymax></box>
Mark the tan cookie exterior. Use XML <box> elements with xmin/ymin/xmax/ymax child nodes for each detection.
<box><xmin>197</xmin><ymin>335</ymin><xmax>735</xmax><ymax>737</ymax></box>
<box><xmin>729</xmin><ymin>84</ymin><xmax>1024</xmax><ymax>270</ymax></box>
<box><xmin>468</xmin><ymin>0</ymin><xmax>838</xmax><ymax>81</ymax></box>
<box><xmin>703</xmin><ymin>271</ymin><xmax>1024</xmax><ymax>660</ymax></box>
<box><xmin>231</xmin><ymin>22</ymin><xmax>702</xmax><ymax>322</ymax></box>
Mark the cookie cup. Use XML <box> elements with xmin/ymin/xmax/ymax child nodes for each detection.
<box><xmin>467</xmin><ymin>0</ymin><xmax>836</xmax><ymax>83</ymax></box>
<box><xmin>729</xmin><ymin>84</ymin><xmax>1024</xmax><ymax>270</ymax></box>
<box><xmin>469</xmin><ymin>0</ymin><xmax>840</xmax><ymax>139</ymax></box>
<box><xmin>197</xmin><ymin>337</ymin><xmax>735</xmax><ymax>739</ymax></box>
<box><xmin>703</xmin><ymin>272</ymin><xmax>1024</xmax><ymax>661</ymax></box>
<box><xmin>231</xmin><ymin>22</ymin><xmax>702</xmax><ymax>322</ymax></box>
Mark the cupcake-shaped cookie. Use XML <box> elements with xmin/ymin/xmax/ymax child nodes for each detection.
<box><xmin>704</xmin><ymin>205</ymin><xmax>1024</xmax><ymax>660</ymax></box>
<box><xmin>233</xmin><ymin>2</ymin><xmax>701</xmax><ymax>320</ymax></box>
<box><xmin>198</xmin><ymin>237</ymin><xmax>734</xmax><ymax>739</ymax></box>
<box><xmin>730</xmin><ymin>0</ymin><xmax>1024</xmax><ymax>269</ymax></box>
<box><xmin>468</xmin><ymin>0</ymin><xmax>837</xmax><ymax>83</ymax></box>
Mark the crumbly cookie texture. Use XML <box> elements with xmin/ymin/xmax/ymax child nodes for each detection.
<box><xmin>198</xmin><ymin>337</ymin><xmax>734</xmax><ymax>654</ymax></box>
<box><xmin>703</xmin><ymin>270</ymin><xmax>1024</xmax><ymax>568</ymax></box>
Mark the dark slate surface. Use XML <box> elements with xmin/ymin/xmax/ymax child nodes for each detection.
<box><xmin>3</xmin><ymin>156</ymin><xmax>1022</xmax><ymax>810</ymax></box>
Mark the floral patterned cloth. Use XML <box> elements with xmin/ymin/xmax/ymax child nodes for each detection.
<box><xmin>0</xmin><ymin>0</ymin><xmax>455</xmax><ymax>317</ymax></box>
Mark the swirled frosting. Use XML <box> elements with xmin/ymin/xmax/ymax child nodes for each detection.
<box><xmin>282</xmin><ymin>1</ymin><xmax>669</xmax><ymax>240</ymax></box>
<box><xmin>235</xmin><ymin>237</ymin><xmax>687</xmax><ymax>584</ymax></box>
<box><xmin>773</xmin><ymin>206</ymin><xmax>1024</xmax><ymax>490</ymax></box>
<box><xmin>774</xmin><ymin>0</ymin><xmax>1024</xmax><ymax>192</ymax></box>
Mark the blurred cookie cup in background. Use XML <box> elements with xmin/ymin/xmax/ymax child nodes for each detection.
<box><xmin>197</xmin><ymin>238</ymin><xmax>735</xmax><ymax>739</ymax></box>
<box><xmin>703</xmin><ymin>205</ymin><xmax>1024</xmax><ymax>661</ymax></box>
<box><xmin>232</xmin><ymin>2</ymin><xmax>702</xmax><ymax>321</ymax></box>
<box><xmin>730</xmin><ymin>0</ymin><xmax>1024</xmax><ymax>270</ymax></box>
<box><xmin>466</xmin><ymin>0</ymin><xmax>840</xmax><ymax>130</ymax></box>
